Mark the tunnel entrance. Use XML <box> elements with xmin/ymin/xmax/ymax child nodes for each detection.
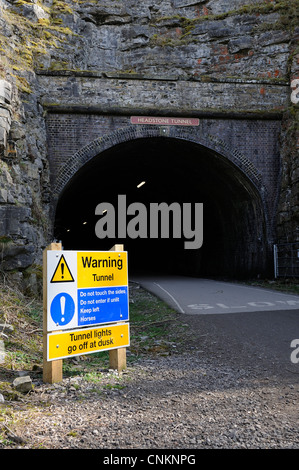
<box><xmin>54</xmin><ymin>136</ymin><xmax>269</xmax><ymax>279</ymax></box>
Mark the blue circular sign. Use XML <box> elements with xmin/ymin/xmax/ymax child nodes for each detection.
<box><xmin>50</xmin><ymin>292</ymin><xmax>75</xmax><ymax>326</ymax></box>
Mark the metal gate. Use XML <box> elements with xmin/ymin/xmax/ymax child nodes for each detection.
<box><xmin>274</xmin><ymin>242</ymin><xmax>299</xmax><ymax>278</ymax></box>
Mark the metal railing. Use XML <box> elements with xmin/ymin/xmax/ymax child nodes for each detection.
<box><xmin>274</xmin><ymin>242</ymin><xmax>299</xmax><ymax>278</ymax></box>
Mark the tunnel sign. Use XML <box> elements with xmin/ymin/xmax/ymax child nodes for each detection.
<box><xmin>47</xmin><ymin>251</ymin><xmax>129</xmax><ymax>331</ymax></box>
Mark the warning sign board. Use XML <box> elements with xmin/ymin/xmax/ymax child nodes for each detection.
<box><xmin>47</xmin><ymin>323</ymin><xmax>130</xmax><ymax>361</ymax></box>
<box><xmin>47</xmin><ymin>251</ymin><xmax>129</xmax><ymax>331</ymax></box>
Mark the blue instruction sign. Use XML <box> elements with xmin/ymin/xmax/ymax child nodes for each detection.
<box><xmin>47</xmin><ymin>250</ymin><xmax>129</xmax><ymax>331</ymax></box>
<box><xmin>78</xmin><ymin>286</ymin><xmax>129</xmax><ymax>326</ymax></box>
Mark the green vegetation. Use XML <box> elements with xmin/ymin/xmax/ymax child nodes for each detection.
<box><xmin>155</xmin><ymin>0</ymin><xmax>299</xmax><ymax>28</ymax></box>
<box><xmin>0</xmin><ymin>237</ymin><xmax>12</xmax><ymax>244</ymax></box>
<box><xmin>0</xmin><ymin>280</ymin><xmax>43</xmax><ymax>372</ymax></box>
<box><xmin>0</xmin><ymin>0</ymin><xmax>77</xmax><ymax>92</ymax></box>
<box><xmin>151</xmin><ymin>0</ymin><xmax>299</xmax><ymax>47</ymax></box>
<box><xmin>247</xmin><ymin>278</ymin><xmax>299</xmax><ymax>295</ymax></box>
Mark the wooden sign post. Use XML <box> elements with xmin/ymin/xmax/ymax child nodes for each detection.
<box><xmin>109</xmin><ymin>244</ymin><xmax>127</xmax><ymax>373</ymax></box>
<box><xmin>43</xmin><ymin>242</ymin><xmax>63</xmax><ymax>384</ymax></box>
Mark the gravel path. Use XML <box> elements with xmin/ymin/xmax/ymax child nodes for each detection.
<box><xmin>22</xmin><ymin>357</ymin><xmax>298</xmax><ymax>450</ymax></box>
<box><xmin>2</xmin><ymin>311</ymin><xmax>299</xmax><ymax>451</ymax></box>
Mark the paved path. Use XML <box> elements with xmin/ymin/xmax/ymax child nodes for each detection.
<box><xmin>131</xmin><ymin>275</ymin><xmax>299</xmax><ymax>315</ymax></box>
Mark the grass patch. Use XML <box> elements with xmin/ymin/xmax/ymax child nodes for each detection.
<box><xmin>246</xmin><ymin>278</ymin><xmax>299</xmax><ymax>295</ymax></box>
<box><xmin>128</xmin><ymin>283</ymin><xmax>184</xmax><ymax>357</ymax></box>
<box><xmin>0</xmin><ymin>277</ymin><xmax>43</xmax><ymax>373</ymax></box>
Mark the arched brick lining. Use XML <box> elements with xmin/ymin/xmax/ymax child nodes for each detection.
<box><xmin>53</xmin><ymin>124</ymin><xmax>263</xmax><ymax>199</ymax></box>
<box><xmin>51</xmin><ymin>124</ymin><xmax>273</xmax><ymax>245</ymax></box>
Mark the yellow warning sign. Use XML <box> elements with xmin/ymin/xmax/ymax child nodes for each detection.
<box><xmin>77</xmin><ymin>251</ymin><xmax>127</xmax><ymax>288</ymax></box>
<box><xmin>50</xmin><ymin>254</ymin><xmax>74</xmax><ymax>283</ymax></box>
<box><xmin>47</xmin><ymin>323</ymin><xmax>130</xmax><ymax>361</ymax></box>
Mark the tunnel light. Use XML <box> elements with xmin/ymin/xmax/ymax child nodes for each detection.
<box><xmin>67</xmin><ymin>229</ymin><xmax>70</xmax><ymax>232</ymax></box>
<box><xmin>102</xmin><ymin>209</ymin><xmax>107</xmax><ymax>214</ymax></box>
<box><xmin>83</xmin><ymin>221</ymin><xmax>87</xmax><ymax>225</ymax></box>
<box><xmin>137</xmin><ymin>181</ymin><xmax>146</xmax><ymax>188</ymax></box>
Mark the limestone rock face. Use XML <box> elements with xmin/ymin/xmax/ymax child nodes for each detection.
<box><xmin>0</xmin><ymin>80</ymin><xmax>12</xmax><ymax>155</ymax></box>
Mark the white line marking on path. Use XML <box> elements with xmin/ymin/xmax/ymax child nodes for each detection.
<box><xmin>154</xmin><ymin>282</ymin><xmax>185</xmax><ymax>314</ymax></box>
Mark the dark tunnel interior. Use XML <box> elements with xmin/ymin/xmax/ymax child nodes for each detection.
<box><xmin>54</xmin><ymin>137</ymin><xmax>269</xmax><ymax>279</ymax></box>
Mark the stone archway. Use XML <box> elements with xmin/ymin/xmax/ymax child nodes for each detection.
<box><xmin>52</xmin><ymin>125</ymin><xmax>271</xmax><ymax>278</ymax></box>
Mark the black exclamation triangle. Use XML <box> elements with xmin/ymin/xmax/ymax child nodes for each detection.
<box><xmin>61</xmin><ymin>263</ymin><xmax>64</xmax><ymax>279</ymax></box>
